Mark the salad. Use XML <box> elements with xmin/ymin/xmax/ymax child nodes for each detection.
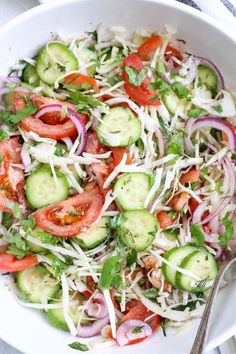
<box><xmin>0</xmin><ymin>24</ymin><xmax>235</xmax><ymax>350</ymax></box>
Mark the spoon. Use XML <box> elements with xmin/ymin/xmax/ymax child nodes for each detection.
<box><xmin>190</xmin><ymin>241</ymin><xmax>236</xmax><ymax>354</ymax></box>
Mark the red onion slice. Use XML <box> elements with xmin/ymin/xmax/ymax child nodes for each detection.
<box><xmin>77</xmin><ymin>316</ymin><xmax>109</xmax><ymax>338</ymax></box>
<box><xmin>185</xmin><ymin>116</ymin><xmax>236</xmax><ymax>152</ymax></box>
<box><xmin>194</xmin><ymin>56</ymin><xmax>224</xmax><ymax>91</ymax></box>
<box><xmin>20</xmin><ymin>144</ymin><xmax>31</xmax><ymax>168</ymax></box>
<box><xmin>86</xmin><ymin>292</ymin><xmax>108</xmax><ymax>319</ymax></box>
<box><xmin>0</xmin><ymin>76</ymin><xmax>20</xmax><ymax>84</ymax></box>
<box><xmin>34</xmin><ymin>104</ymin><xmax>87</xmax><ymax>155</ymax></box>
<box><xmin>116</xmin><ymin>320</ymin><xmax>152</xmax><ymax>346</ymax></box>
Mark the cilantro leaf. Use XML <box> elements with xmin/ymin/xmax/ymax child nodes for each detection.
<box><xmin>69</xmin><ymin>91</ymin><xmax>101</xmax><ymax>112</ymax></box>
<box><xmin>187</xmin><ymin>107</ymin><xmax>207</xmax><ymax>118</ymax></box>
<box><xmin>3</xmin><ymin>230</ymin><xmax>29</xmax><ymax>259</ymax></box>
<box><xmin>48</xmin><ymin>254</ymin><xmax>73</xmax><ymax>277</ymax></box>
<box><xmin>172</xmin><ymin>82</ymin><xmax>191</xmax><ymax>99</ymax></box>
<box><xmin>21</xmin><ymin>215</ymin><xmax>36</xmax><ymax>232</ymax></box>
<box><xmin>214</xmin><ymin>104</ymin><xmax>223</xmax><ymax>113</ymax></box>
<box><xmin>166</xmin><ymin>131</ymin><xmax>184</xmax><ymax>155</ymax></box>
<box><xmin>98</xmin><ymin>255</ymin><xmax>123</xmax><ymax>290</ymax></box>
<box><xmin>2</xmin><ymin>212</ymin><xmax>13</xmax><ymax>229</ymax></box>
<box><xmin>0</xmin><ymin>129</ymin><xmax>9</xmax><ymax>141</ymax></box>
<box><xmin>5</xmin><ymin>202</ymin><xmax>22</xmax><ymax>219</ymax></box>
<box><xmin>143</xmin><ymin>288</ymin><xmax>159</xmax><ymax>299</ymax></box>
<box><xmin>219</xmin><ymin>212</ymin><xmax>234</xmax><ymax>248</ymax></box>
<box><xmin>190</xmin><ymin>223</ymin><xmax>205</xmax><ymax>246</ymax></box>
<box><xmin>127</xmin><ymin>249</ymin><xmax>137</xmax><ymax>266</ymax></box>
<box><xmin>33</xmin><ymin>229</ymin><xmax>62</xmax><ymax>245</ymax></box>
<box><xmin>149</xmin><ymin>79</ymin><xmax>170</xmax><ymax>93</ymax></box>
<box><xmin>0</xmin><ymin>101</ymin><xmax>38</xmax><ymax>125</ymax></box>
<box><xmin>124</xmin><ymin>67</ymin><xmax>146</xmax><ymax>87</ymax></box>
<box><xmin>109</xmin><ymin>213</ymin><xmax>127</xmax><ymax>229</ymax></box>
<box><xmin>54</xmin><ymin>143</ymin><xmax>67</xmax><ymax>157</ymax></box>
<box><xmin>68</xmin><ymin>342</ymin><xmax>89</xmax><ymax>351</ymax></box>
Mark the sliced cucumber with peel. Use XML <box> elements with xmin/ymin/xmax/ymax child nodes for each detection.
<box><xmin>26</xmin><ymin>165</ymin><xmax>69</xmax><ymax>209</ymax></box>
<box><xmin>22</xmin><ymin>59</ymin><xmax>40</xmax><ymax>87</ymax></box>
<box><xmin>36</xmin><ymin>42</ymin><xmax>78</xmax><ymax>85</ymax></box>
<box><xmin>176</xmin><ymin>250</ymin><xmax>218</xmax><ymax>292</ymax></box>
<box><xmin>114</xmin><ymin>172</ymin><xmax>154</xmax><ymax>210</ymax></box>
<box><xmin>77</xmin><ymin>48</ymin><xmax>97</xmax><ymax>75</ymax></box>
<box><xmin>162</xmin><ymin>245</ymin><xmax>199</xmax><ymax>287</ymax></box>
<box><xmin>117</xmin><ymin>209</ymin><xmax>158</xmax><ymax>251</ymax></box>
<box><xmin>198</xmin><ymin>65</ymin><xmax>218</xmax><ymax>93</ymax></box>
<box><xmin>97</xmin><ymin>107</ymin><xmax>141</xmax><ymax>147</ymax></box>
<box><xmin>161</xmin><ymin>90</ymin><xmax>187</xmax><ymax>115</ymax></box>
<box><xmin>46</xmin><ymin>295</ymin><xmax>81</xmax><ymax>331</ymax></box>
<box><xmin>75</xmin><ymin>217</ymin><xmax>109</xmax><ymax>249</ymax></box>
<box><xmin>17</xmin><ymin>265</ymin><xmax>59</xmax><ymax>303</ymax></box>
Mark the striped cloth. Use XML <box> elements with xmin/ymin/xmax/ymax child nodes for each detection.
<box><xmin>177</xmin><ymin>0</ymin><xmax>236</xmax><ymax>31</ymax></box>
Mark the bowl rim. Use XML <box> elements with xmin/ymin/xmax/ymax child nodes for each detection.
<box><xmin>0</xmin><ymin>0</ymin><xmax>236</xmax><ymax>352</ymax></box>
<box><xmin>0</xmin><ymin>0</ymin><xmax>235</xmax><ymax>44</ymax></box>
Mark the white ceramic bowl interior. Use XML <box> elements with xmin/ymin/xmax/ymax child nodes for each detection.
<box><xmin>0</xmin><ymin>1</ymin><xmax>236</xmax><ymax>353</ymax></box>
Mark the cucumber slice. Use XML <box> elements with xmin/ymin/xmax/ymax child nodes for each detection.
<box><xmin>47</xmin><ymin>295</ymin><xmax>81</xmax><ymax>331</ymax></box>
<box><xmin>36</xmin><ymin>42</ymin><xmax>78</xmax><ymax>85</ymax></box>
<box><xmin>114</xmin><ymin>172</ymin><xmax>154</xmax><ymax>210</ymax></box>
<box><xmin>176</xmin><ymin>250</ymin><xmax>218</xmax><ymax>292</ymax></box>
<box><xmin>97</xmin><ymin>107</ymin><xmax>141</xmax><ymax>147</ymax></box>
<box><xmin>162</xmin><ymin>245</ymin><xmax>200</xmax><ymax>287</ymax></box>
<box><xmin>78</xmin><ymin>48</ymin><xmax>97</xmax><ymax>75</ymax></box>
<box><xmin>163</xmin><ymin>229</ymin><xmax>179</xmax><ymax>241</ymax></box>
<box><xmin>198</xmin><ymin>65</ymin><xmax>218</xmax><ymax>93</ymax></box>
<box><xmin>161</xmin><ymin>90</ymin><xmax>186</xmax><ymax>115</ymax></box>
<box><xmin>75</xmin><ymin>217</ymin><xmax>109</xmax><ymax>249</ymax></box>
<box><xmin>26</xmin><ymin>165</ymin><xmax>69</xmax><ymax>209</ymax></box>
<box><xmin>117</xmin><ymin>210</ymin><xmax>158</xmax><ymax>251</ymax></box>
<box><xmin>17</xmin><ymin>265</ymin><xmax>59</xmax><ymax>303</ymax></box>
<box><xmin>22</xmin><ymin>61</ymin><xmax>40</xmax><ymax>87</ymax></box>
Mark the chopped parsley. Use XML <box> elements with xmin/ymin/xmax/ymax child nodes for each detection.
<box><xmin>5</xmin><ymin>202</ymin><xmax>22</xmax><ymax>219</ymax></box>
<box><xmin>166</xmin><ymin>131</ymin><xmax>184</xmax><ymax>155</ymax></box>
<box><xmin>172</xmin><ymin>81</ymin><xmax>191</xmax><ymax>99</ymax></box>
<box><xmin>219</xmin><ymin>212</ymin><xmax>234</xmax><ymax>248</ymax></box>
<box><xmin>143</xmin><ymin>288</ymin><xmax>159</xmax><ymax>299</ymax></box>
<box><xmin>190</xmin><ymin>223</ymin><xmax>205</xmax><ymax>247</ymax></box>
<box><xmin>124</xmin><ymin>66</ymin><xmax>146</xmax><ymax>87</ymax></box>
<box><xmin>68</xmin><ymin>342</ymin><xmax>89</xmax><ymax>351</ymax></box>
<box><xmin>98</xmin><ymin>255</ymin><xmax>123</xmax><ymax>290</ymax></box>
<box><xmin>3</xmin><ymin>229</ymin><xmax>29</xmax><ymax>259</ymax></box>
<box><xmin>69</xmin><ymin>91</ymin><xmax>102</xmax><ymax>112</ymax></box>
<box><xmin>0</xmin><ymin>129</ymin><xmax>9</xmax><ymax>141</ymax></box>
<box><xmin>0</xmin><ymin>101</ymin><xmax>38</xmax><ymax>125</ymax></box>
<box><xmin>187</xmin><ymin>107</ymin><xmax>207</xmax><ymax>118</ymax></box>
<box><xmin>214</xmin><ymin>104</ymin><xmax>223</xmax><ymax>113</ymax></box>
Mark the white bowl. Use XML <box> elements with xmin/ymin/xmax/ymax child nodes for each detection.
<box><xmin>0</xmin><ymin>1</ymin><xmax>236</xmax><ymax>353</ymax></box>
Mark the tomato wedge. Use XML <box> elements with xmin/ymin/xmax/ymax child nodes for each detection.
<box><xmin>64</xmin><ymin>73</ymin><xmax>99</xmax><ymax>93</ymax></box>
<box><xmin>165</xmin><ymin>44</ymin><xmax>183</xmax><ymax>63</ymax></box>
<box><xmin>15</xmin><ymin>93</ymin><xmax>87</xmax><ymax>139</ymax></box>
<box><xmin>120</xmin><ymin>300</ymin><xmax>161</xmax><ymax>331</ymax></box>
<box><xmin>0</xmin><ymin>254</ymin><xmax>39</xmax><ymax>272</ymax></box>
<box><xmin>122</xmin><ymin>54</ymin><xmax>160</xmax><ymax>106</ymax></box>
<box><xmin>110</xmin><ymin>147</ymin><xmax>132</xmax><ymax>167</ymax></box>
<box><xmin>34</xmin><ymin>183</ymin><xmax>103</xmax><ymax>237</ymax></box>
<box><xmin>137</xmin><ymin>35</ymin><xmax>163</xmax><ymax>61</ymax></box>
<box><xmin>0</xmin><ymin>137</ymin><xmax>25</xmax><ymax>213</ymax></box>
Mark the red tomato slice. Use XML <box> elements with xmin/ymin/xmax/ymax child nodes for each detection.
<box><xmin>137</xmin><ymin>35</ymin><xmax>163</xmax><ymax>61</ymax></box>
<box><xmin>0</xmin><ymin>254</ymin><xmax>39</xmax><ymax>272</ymax></box>
<box><xmin>121</xmin><ymin>300</ymin><xmax>161</xmax><ymax>331</ymax></box>
<box><xmin>15</xmin><ymin>93</ymin><xmax>87</xmax><ymax>139</ymax></box>
<box><xmin>110</xmin><ymin>147</ymin><xmax>132</xmax><ymax>167</ymax></box>
<box><xmin>64</xmin><ymin>73</ymin><xmax>99</xmax><ymax>93</ymax></box>
<box><xmin>85</xmin><ymin>131</ymin><xmax>108</xmax><ymax>155</ymax></box>
<box><xmin>34</xmin><ymin>183</ymin><xmax>103</xmax><ymax>237</ymax></box>
<box><xmin>0</xmin><ymin>137</ymin><xmax>25</xmax><ymax>213</ymax></box>
<box><xmin>164</xmin><ymin>44</ymin><xmax>183</xmax><ymax>63</ymax></box>
<box><xmin>122</xmin><ymin>54</ymin><xmax>160</xmax><ymax>106</ymax></box>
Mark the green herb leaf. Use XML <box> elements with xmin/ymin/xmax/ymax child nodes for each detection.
<box><xmin>174</xmin><ymin>299</ymin><xmax>201</xmax><ymax>311</ymax></box>
<box><xmin>187</xmin><ymin>107</ymin><xmax>207</xmax><ymax>118</ymax></box>
<box><xmin>48</xmin><ymin>254</ymin><xmax>73</xmax><ymax>277</ymax></box>
<box><xmin>195</xmin><ymin>277</ymin><xmax>210</xmax><ymax>290</ymax></box>
<box><xmin>69</xmin><ymin>91</ymin><xmax>101</xmax><ymax>112</ymax></box>
<box><xmin>54</xmin><ymin>143</ymin><xmax>67</xmax><ymax>157</ymax></box>
<box><xmin>219</xmin><ymin>212</ymin><xmax>234</xmax><ymax>248</ymax></box>
<box><xmin>68</xmin><ymin>342</ymin><xmax>89</xmax><ymax>351</ymax></box>
<box><xmin>0</xmin><ymin>129</ymin><xmax>9</xmax><ymax>141</ymax></box>
<box><xmin>124</xmin><ymin>67</ymin><xmax>146</xmax><ymax>87</ymax></box>
<box><xmin>98</xmin><ymin>255</ymin><xmax>123</xmax><ymax>290</ymax></box>
<box><xmin>172</xmin><ymin>81</ymin><xmax>191</xmax><ymax>99</ymax></box>
<box><xmin>3</xmin><ymin>230</ymin><xmax>29</xmax><ymax>259</ymax></box>
<box><xmin>0</xmin><ymin>101</ymin><xmax>38</xmax><ymax>125</ymax></box>
<box><xmin>109</xmin><ymin>213</ymin><xmax>127</xmax><ymax>229</ymax></box>
<box><xmin>149</xmin><ymin>79</ymin><xmax>170</xmax><ymax>93</ymax></box>
<box><xmin>160</xmin><ymin>318</ymin><xmax>169</xmax><ymax>337</ymax></box>
<box><xmin>21</xmin><ymin>215</ymin><xmax>36</xmax><ymax>233</ymax></box>
<box><xmin>85</xmin><ymin>30</ymin><xmax>98</xmax><ymax>41</ymax></box>
<box><xmin>143</xmin><ymin>288</ymin><xmax>159</xmax><ymax>299</ymax></box>
<box><xmin>33</xmin><ymin>229</ymin><xmax>62</xmax><ymax>245</ymax></box>
<box><xmin>5</xmin><ymin>202</ymin><xmax>22</xmax><ymax>219</ymax></box>
<box><xmin>214</xmin><ymin>104</ymin><xmax>223</xmax><ymax>113</ymax></box>
<box><xmin>132</xmin><ymin>326</ymin><xmax>144</xmax><ymax>334</ymax></box>
<box><xmin>127</xmin><ymin>249</ymin><xmax>137</xmax><ymax>266</ymax></box>
<box><xmin>0</xmin><ymin>154</ymin><xmax>3</xmax><ymax>163</ymax></box>
<box><xmin>166</xmin><ymin>131</ymin><xmax>184</xmax><ymax>155</ymax></box>
<box><xmin>168</xmin><ymin>210</ymin><xmax>177</xmax><ymax>219</ymax></box>
<box><xmin>190</xmin><ymin>223</ymin><xmax>205</xmax><ymax>246</ymax></box>
<box><xmin>2</xmin><ymin>212</ymin><xmax>13</xmax><ymax>229</ymax></box>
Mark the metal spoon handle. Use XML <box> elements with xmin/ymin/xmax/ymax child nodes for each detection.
<box><xmin>190</xmin><ymin>260</ymin><xmax>232</xmax><ymax>354</ymax></box>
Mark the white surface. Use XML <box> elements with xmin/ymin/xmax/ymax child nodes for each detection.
<box><xmin>0</xmin><ymin>0</ymin><xmax>235</xmax><ymax>353</ymax></box>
